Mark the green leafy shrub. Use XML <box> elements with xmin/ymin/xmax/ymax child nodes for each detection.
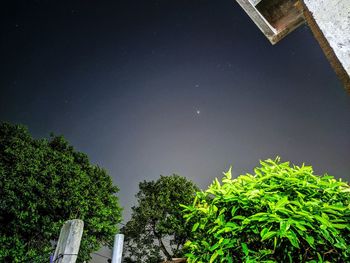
<box><xmin>181</xmin><ymin>158</ymin><xmax>350</xmax><ymax>263</ymax></box>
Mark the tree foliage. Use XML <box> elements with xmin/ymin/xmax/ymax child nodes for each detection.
<box><xmin>0</xmin><ymin>122</ymin><xmax>122</xmax><ymax>262</ymax></box>
<box><xmin>182</xmin><ymin>158</ymin><xmax>350</xmax><ymax>263</ymax></box>
<box><xmin>122</xmin><ymin>175</ymin><xmax>199</xmax><ymax>263</ymax></box>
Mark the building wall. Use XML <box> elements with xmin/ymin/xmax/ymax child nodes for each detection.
<box><xmin>302</xmin><ymin>0</ymin><xmax>350</xmax><ymax>91</ymax></box>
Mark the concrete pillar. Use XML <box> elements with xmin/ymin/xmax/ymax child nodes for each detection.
<box><xmin>53</xmin><ymin>219</ymin><xmax>84</xmax><ymax>263</ymax></box>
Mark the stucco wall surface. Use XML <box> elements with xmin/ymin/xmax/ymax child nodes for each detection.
<box><xmin>303</xmin><ymin>0</ymin><xmax>350</xmax><ymax>77</ymax></box>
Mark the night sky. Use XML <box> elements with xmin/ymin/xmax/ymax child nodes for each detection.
<box><xmin>1</xmin><ymin>0</ymin><xmax>350</xmax><ymax>221</ymax></box>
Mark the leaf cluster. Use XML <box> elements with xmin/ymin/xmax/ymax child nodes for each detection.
<box><xmin>0</xmin><ymin>122</ymin><xmax>122</xmax><ymax>262</ymax></box>
<box><xmin>182</xmin><ymin>158</ymin><xmax>350</xmax><ymax>263</ymax></box>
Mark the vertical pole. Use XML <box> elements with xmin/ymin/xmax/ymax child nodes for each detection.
<box><xmin>111</xmin><ymin>234</ymin><xmax>124</xmax><ymax>263</ymax></box>
<box><xmin>53</xmin><ymin>219</ymin><xmax>84</xmax><ymax>263</ymax></box>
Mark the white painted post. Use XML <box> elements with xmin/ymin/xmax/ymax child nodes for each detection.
<box><xmin>53</xmin><ymin>219</ymin><xmax>84</xmax><ymax>263</ymax></box>
<box><xmin>111</xmin><ymin>234</ymin><xmax>124</xmax><ymax>263</ymax></box>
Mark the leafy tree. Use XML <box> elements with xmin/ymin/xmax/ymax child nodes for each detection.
<box><xmin>182</xmin><ymin>158</ymin><xmax>350</xmax><ymax>263</ymax></box>
<box><xmin>122</xmin><ymin>175</ymin><xmax>199</xmax><ymax>263</ymax></box>
<box><xmin>0</xmin><ymin>122</ymin><xmax>122</xmax><ymax>262</ymax></box>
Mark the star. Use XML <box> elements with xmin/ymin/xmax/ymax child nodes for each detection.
<box><xmin>196</xmin><ymin>110</ymin><xmax>201</xmax><ymax>115</ymax></box>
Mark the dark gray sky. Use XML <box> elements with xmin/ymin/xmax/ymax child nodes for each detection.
<box><xmin>1</xmin><ymin>0</ymin><xmax>350</xmax><ymax>221</ymax></box>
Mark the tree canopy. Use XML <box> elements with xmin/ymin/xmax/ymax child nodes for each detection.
<box><xmin>0</xmin><ymin>122</ymin><xmax>122</xmax><ymax>262</ymax></box>
<box><xmin>122</xmin><ymin>175</ymin><xmax>199</xmax><ymax>263</ymax></box>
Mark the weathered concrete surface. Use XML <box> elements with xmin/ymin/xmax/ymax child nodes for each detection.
<box><xmin>236</xmin><ymin>0</ymin><xmax>276</xmax><ymax>41</ymax></box>
<box><xmin>249</xmin><ymin>0</ymin><xmax>262</xmax><ymax>6</ymax></box>
<box><xmin>53</xmin><ymin>219</ymin><xmax>84</xmax><ymax>263</ymax></box>
<box><xmin>302</xmin><ymin>0</ymin><xmax>350</xmax><ymax>91</ymax></box>
<box><xmin>235</xmin><ymin>0</ymin><xmax>305</xmax><ymax>44</ymax></box>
